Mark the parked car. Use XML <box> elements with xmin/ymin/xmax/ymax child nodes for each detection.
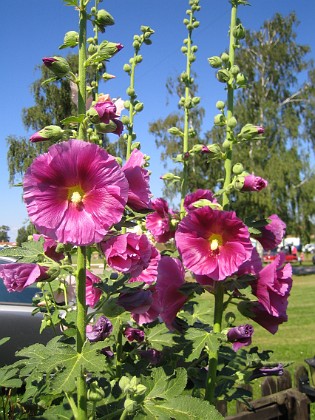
<box><xmin>263</xmin><ymin>249</ymin><xmax>298</xmax><ymax>263</ymax></box>
<box><xmin>302</xmin><ymin>243</ymin><xmax>315</xmax><ymax>253</ymax></box>
<box><xmin>0</xmin><ymin>257</ymin><xmax>56</xmax><ymax>366</ymax></box>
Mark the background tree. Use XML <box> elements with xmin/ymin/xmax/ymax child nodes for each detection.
<box><xmin>15</xmin><ymin>223</ymin><xmax>36</xmax><ymax>246</ymax></box>
<box><xmin>0</xmin><ymin>226</ymin><xmax>10</xmax><ymax>242</ymax></box>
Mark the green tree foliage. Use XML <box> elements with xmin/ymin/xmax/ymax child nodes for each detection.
<box><xmin>16</xmin><ymin>223</ymin><xmax>36</xmax><ymax>246</ymax></box>
<box><xmin>0</xmin><ymin>225</ymin><xmax>10</xmax><ymax>242</ymax></box>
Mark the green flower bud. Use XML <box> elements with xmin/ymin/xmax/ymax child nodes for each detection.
<box><xmin>183</xmin><ymin>18</ymin><xmax>190</xmax><ymax>25</ymax></box>
<box><xmin>222</xmin><ymin>139</ymin><xmax>232</xmax><ymax>149</ymax></box>
<box><xmin>87</xmin><ymin>37</ymin><xmax>94</xmax><ymax>44</ymax></box>
<box><xmin>135</xmin><ymin>55</ymin><xmax>143</xmax><ymax>63</ymax></box>
<box><xmin>168</xmin><ymin>127</ymin><xmax>184</xmax><ymax>137</ymax></box>
<box><xmin>160</xmin><ymin>172</ymin><xmax>181</xmax><ymax>181</ymax></box>
<box><xmin>59</xmin><ymin>31</ymin><xmax>79</xmax><ymax>49</ymax></box>
<box><xmin>216</xmin><ymin>69</ymin><xmax>231</xmax><ymax>83</ymax></box>
<box><xmin>221</xmin><ymin>52</ymin><xmax>230</xmax><ymax>62</ymax></box>
<box><xmin>88</xmin><ymin>44</ymin><xmax>98</xmax><ymax>54</ymax></box>
<box><xmin>236</xmin><ymin>73</ymin><xmax>247</xmax><ymax>87</ymax></box>
<box><xmin>126</xmin><ymin>87</ymin><xmax>136</xmax><ymax>97</ymax></box>
<box><xmin>181</xmin><ymin>46</ymin><xmax>188</xmax><ymax>53</ymax></box>
<box><xmin>216</xmin><ymin>100</ymin><xmax>225</xmax><ymax>110</ymax></box>
<box><xmin>207</xmin><ymin>144</ymin><xmax>222</xmax><ymax>155</ymax></box>
<box><xmin>233</xmin><ymin>23</ymin><xmax>246</xmax><ymax>39</ymax></box>
<box><xmin>134</xmin><ymin>102</ymin><xmax>144</xmax><ymax>112</ymax></box>
<box><xmin>132</xmin><ymin>40</ymin><xmax>140</xmax><ymax>49</ymax></box>
<box><xmin>230</xmin><ymin>65</ymin><xmax>240</xmax><ymax>76</ymax></box>
<box><xmin>192</xmin><ymin>96</ymin><xmax>200</xmax><ymax>105</ymax></box>
<box><xmin>131</xmin><ymin>142</ymin><xmax>141</xmax><ymax>150</ymax></box>
<box><xmin>233</xmin><ymin>163</ymin><xmax>244</xmax><ymax>175</ymax></box>
<box><xmin>214</xmin><ymin>114</ymin><xmax>226</xmax><ymax>126</ymax></box>
<box><xmin>86</xmin><ymin>107</ymin><xmax>100</xmax><ymax>124</ymax></box>
<box><xmin>208</xmin><ymin>56</ymin><xmax>222</xmax><ymax>68</ymax></box>
<box><xmin>124</xmin><ymin>100</ymin><xmax>131</xmax><ymax>109</ymax></box>
<box><xmin>30</xmin><ymin>125</ymin><xmax>65</xmax><ymax>143</ymax></box>
<box><xmin>193</xmin><ymin>21</ymin><xmax>200</xmax><ymax>28</ymax></box>
<box><xmin>227</xmin><ymin>116</ymin><xmax>237</xmax><ymax>128</ymax></box>
<box><xmin>87</xmin><ymin>381</ymin><xmax>105</xmax><ymax>402</ymax></box>
<box><xmin>96</xmin><ymin>9</ymin><xmax>115</xmax><ymax>27</ymax></box>
<box><xmin>124</xmin><ymin>398</ymin><xmax>137</xmax><ymax>414</ymax></box>
<box><xmin>102</xmin><ymin>73</ymin><xmax>115</xmax><ymax>80</ymax></box>
<box><xmin>121</xmin><ymin>115</ymin><xmax>130</xmax><ymax>125</ymax></box>
<box><xmin>123</xmin><ymin>63</ymin><xmax>131</xmax><ymax>73</ymax></box>
<box><xmin>42</xmin><ymin>56</ymin><xmax>70</xmax><ymax>78</ymax></box>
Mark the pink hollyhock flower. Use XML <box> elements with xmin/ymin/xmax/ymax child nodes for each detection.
<box><xmin>23</xmin><ymin>140</ymin><xmax>128</xmax><ymax>246</ymax></box>
<box><xmin>132</xmin><ymin>288</ymin><xmax>161</xmax><ymax>325</ymax></box>
<box><xmin>122</xmin><ymin>149</ymin><xmax>152</xmax><ymax>211</ymax></box>
<box><xmin>146</xmin><ymin>198</ymin><xmax>176</xmax><ymax>243</ymax></box>
<box><xmin>252</xmin><ymin>214</ymin><xmax>286</xmax><ymax>251</ymax></box>
<box><xmin>252</xmin><ymin>253</ymin><xmax>292</xmax><ymax>319</ymax></box>
<box><xmin>184</xmin><ymin>189</ymin><xmax>218</xmax><ymax>212</ymax></box>
<box><xmin>86</xmin><ymin>316</ymin><xmax>113</xmax><ymax>342</ymax></box>
<box><xmin>0</xmin><ymin>263</ymin><xmax>49</xmax><ymax>292</ymax></box>
<box><xmin>138</xmin><ymin>348</ymin><xmax>161</xmax><ymax>365</ymax></box>
<box><xmin>175</xmin><ymin>207</ymin><xmax>253</xmax><ymax>281</ymax></box>
<box><xmin>86</xmin><ymin>270</ymin><xmax>102</xmax><ymax>307</ymax></box>
<box><xmin>124</xmin><ymin>327</ymin><xmax>145</xmax><ymax>343</ymax></box>
<box><xmin>156</xmin><ymin>256</ymin><xmax>188</xmax><ymax>330</ymax></box>
<box><xmin>101</xmin><ymin>233</ymin><xmax>152</xmax><ymax>277</ymax></box>
<box><xmin>130</xmin><ymin>245</ymin><xmax>161</xmax><ymax>285</ymax></box>
<box><xmin>246</xmin><ymin>301</ymin><xmax>288</xmax><ymax>334</ymax></box>
<box><xmin>33</xmin><ymin>234</ymin><xmax>64</xmax><ymax>262</ymax></box>
<box><xmin>236</xmin><ymin>247</ymin><xmax>263</xmax><ymax>277</ymax></box>
<box><xmin>241</xmin><ymin>174</ymin><xmax>268</xmax><ymax>192</ymax></box>
<box><xmin>117</xmin><ymin>289</ymin><xmax>153</xmax><ymax>314</ymax></box>
<box><xmin>227</xmin><ymin>324</ymin><xmax>254</xmax><ymax>351</ymax></box>
<box><xmin>249</xmin><ymin>364</ymin><xmax>283</xmax><ymax>380</ymax></box>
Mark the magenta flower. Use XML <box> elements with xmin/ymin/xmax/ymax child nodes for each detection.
<box><xmin>86</xmin><ymin>316</ymin><xmax>113</xmax><ymax>342</ymax></box>
<box><xmin>124</xmin><ymin>327</ymin><xmax>145</xmax><ymax>343</ymax></box>
<box><xmin>86</xmin><ymin>270</ymin><xmax>102</xmax><ymax>307</ymax></box>
<box><xmin>146</xmin><ymin>198</ymin><xmax>176</xmax><ymax>243</ymax></box>
<box><xmin>117</xmin><ymin>289</ymin><xmax>153</xmax><ymax>314</ymax></box>
<box><xmin>227</xmin><ymin>324</ymin><xmax>254</xmax><ymax>351</ymax></box>
<box><xmin>236</xmin><ymin>247</ymin><xmax>263</xmax><ymax>278</ymax></box>
<box><xmin>184</xmin><ymin>189</ymin><xmax>218</xmax><ymax>212</ymax></box>
<box><xmin>249</xmin><ymin>364</ymin><xmax>283</xmax><ymax>380</ymax></box>
<box><xmin>130</xmin><ymin>245</ymin><xmax>161</xmax><ymax>285</ymax></box>
<box><xmin>33</xmin><ymin>234</ymin><xmax>64</xmax><ymax>262</ymax></box>
<box><xmin>122</xmin><ymin>149</ymin><xmax>152</xmax><ymax>211</ymax></box>
<box><xmin>244</xmin><ymin>301</ymin><xmax>289</xmax><ymax>334</ymax></box>
<box><xmin>252</xmin><ymin>253</ymin><xmax>292</xmax><ymax>319</ymax></box>
<box><xmin>156</xmin><ymin>256</ymin><xmax>188</xmax><ymax>330</ymax></box>
<box><xmin>253</xmin><ymin>214</ymin><xmax>286</xmax><ymax>251</ymax></box>
<box><xmin>175</xmin><ymin>207</ymin><xmax>253</xmax><ymax>281</ymax></box>
<box><xmin>240</xmin><ymin>174</ymin><xmax>268</xmax><ymax>192</ymax></box>
<box><xmin>0</xmin><ymin>263</ymin><xmax>49</xmax><ymax>292</ymax></box>
<box><xmin>101</xmin><ymin>233</ymin><xmax>152</xmax><ymax>277</ymax></box>
<box><xmin>23</xmin><ymin>140</ymin><xmax>128</xmax><ymax>246</ymax></box>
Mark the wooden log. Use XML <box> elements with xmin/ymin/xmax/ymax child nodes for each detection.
<box><xmin>277</xmin><ymin>370</ymin><xmax>292</xmax><ymax>391</ymax></box>
<box><xmin>261</xmin><ymin>376</ymin><xmax>277</xmax><ymax>396</ymax></box>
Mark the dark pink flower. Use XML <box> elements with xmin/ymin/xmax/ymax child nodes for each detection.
<box><xmin>227</xmin><ymin>324</ymin><xmax>254</xmax><ymax>351</ymax></box>
<box><xmin>252</xmin><ymin>253</ymin><xmax>292</xmax><ymax>319</ymax></box>
<box><xmin>129</xmin><ymin>288</ymin><xmax>161</xmax><ymax>325</ymax></box>
<box><xmin>117</xmin><ymin>289</ymin><xmax>153</xmax><ymax>314</ymax></box>
<box><xmin>146</xmin><ymin>198</ymin><xmax>176</xmax><ymax>243</ymax></box>
<box><xmin>241</xmin><ymin>174</ymin><xmax>268</xmax><ymax>192</ymax></box>
<box><xmin>184</xmin><ymin>189</ymin><xmax>218</xmax><ymax>212</ymax></box>
<box><xmin>236</xmin><ymin>247</ymin><xmax>263</xmax><ymax>278</ymax></box>
<box><xmin>122</xmin><ymin>149</ymin><xmax>152</xmax><ymax>211</ymax></box>
<box><xmin>33</xmin><ymin>234</ymin><xmax>64</xmax><ymax>262</ymax></box>
<box><xmin>249</xmin><ymin>364</ymin><xmax>283</xmax><ymax>380</ymax></box>
<box><xmin>101</xmin><ymin>233</ymin><xmax>152</xmax><ymax>277</ymax></box>
<box><xmin>86</xmin><ymin>270</ymin><xmax>102</xmax><ymax>307</ymax></box>
<box><xmin>86</xmin><ymin>316</ymin><xmax>113</xmax><ymax>342</ymax></box>
<box><xmin>138</xmin><ymin>349</ymin><xmax>161</xmax><ymax>365</ymax></box>
<box><xmin>156</xmin><ymin>256</ymin><xmax>188</xmax><ymax>330</ymax></box>
<box><xmin>245</xmin><ymin>301</ymin><xmax>288</xmax><ymax>334</ymax></box>
<box><xmin>253</xmin><ymin>214</ymin><xmax>286</xmax><ymax>251</ymax></box>
<box><xmin>0</xmin><ymin>263</ymin><xmax>49</xmax><ymax>292</ymax></box>
<box><xmin>175</xmin><ymin>207</ymin><xmax>253</xmax><ymax>281</ymax></box>
<box><xmin>23</xmin><ymin>140</ymin><xmax>128</xmax><ymax>246</ymax></box>
<box><xmin>124</xmin><ymin>327</ymin><xmax>145</xmax><ymax>343</ymax></box>
<box><xmin>130</xmin><ymin>245</ymin><xmax>161</xmax><ymax>285</ymax></box>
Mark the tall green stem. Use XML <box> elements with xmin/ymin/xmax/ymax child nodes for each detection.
<box><xmin>76</xmin><ymin>2</ymin><xmax>88</xmax><ymax>419</ymax></box>
<box><xmin>205</xmin><ymin>2</ymin><xmax>238</xmax><ymax>405</ymax></box>
<box><xmin>126</xmin><ymin>55</ymin><xmax>137</xmax><ymax>160</ymax></box>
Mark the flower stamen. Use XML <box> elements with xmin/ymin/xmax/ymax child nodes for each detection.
<box><xmin>209</xmin><ymin>233</ymin><xmax>223</xmax><ymax>252</ymax></box>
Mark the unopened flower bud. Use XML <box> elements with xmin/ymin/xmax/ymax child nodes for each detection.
<box><xmin>95</xmin><ymin>120</ymin><xmax>123</xmax><ymax>136</ymax></box>
<box><xmin>207</xmin><ymin>144</ymin><xmax>222</xmax><ymax>155</ymax></box>
<box><xmin>60</xmin><ymin>31</ymin><xmax>79</xmax><ymax>49</ymax></box>
<box><xmin>232</xmin><ymin>163</ymin><xmax>244</xmax><ymax>175</ymax></box>
<box><xmin>30</xmin><ymin>125</ymin><xmax>64</xmax><ymax>143</ymax></box>
<box><xmin>134</xmin><ymin>102</ymin><xmax>144</xmax><ymax>112</ymax></box>
<box><xmin>222</xmin><ymin>139</ymin><xmax>232</xmax><ymax>149</ymax></box>
<box><xmin>123</xmin><ymin>64</ymin><xmax>131</xmax><ymax>73</ymax></box>
<box><xmin>237</xmin><ymin>124</ymin><xmax>265</xmax><ymax>141</ymax></box>
<box><xmin>168</xmin><ymin>127</ymin><xmax>184</xmax><ymax>137</ymax></box>
<box><xmin>87</xmin><ymin>381</ymin><xmax>105</xmax><ymax>402</ymax></box>
<box><xmin>42</xmin><ymin>56</ymin><xmax>70</xmax><ymax>78</ymax></box>
<box><xmin>233</xmin><ymin>23</ymin><xmax>246</xmax><ymax>40</ymax></box>
<box><xmin>221</xmin><ymin>52</ymin><xmax>230</xmax><ymax>62</ymax></box>
<box><xmin>216</xmin><ymin>100</ymin><xmax>225</xmax><ymax>110</ymax></box>
<box><xmin>214</xmin><ymin>114</ymin><xmax>226</xmax><ymax>126</ymax></box>
<box><xmin>126</xmin><ymin>87</ymin><xmax>136</xmax><ymax>97</ymax></box>
<box><xmin>96</xmin><ymin>9</ymin><xmax>115</xmax><ymax>27</ymax></box>
<box><xmin>135</xmin><ymin>55</ymin><xmax>143</xmax><ymax>63</ymax></box>
<box><xmin>161</xmin><ymin>173</ymin><xmax>181</xmax><ymax>181</ymax></box>
<box><xmin>227</xmin><ymin>116</ymin><xmax>237</xmax><ymax>128</ymax></box>
<box><xmin>124</xmin><ymin>100</ymin><xmax>131</xmax><ymax>109</ymax></box>
<box><xmin>192</xmin><ymin>96</ymin><xmax>200</xmax><ymax>106</ymax></box>
<box><xmin>208</xmin><ymin>56</ymin><xmax>222</xmax><ymax>68</ymax></box>
<box><xmin>230</xmin><ymin>65</ymin><xmax>240</xmax><ymax>76</ymax></box>
<box><xmin>102</xmin><ymin>73</ymin><xmax>115</xmax><ymax>80</ymax></box>
<box><xmin>236</xmin><ymin>73</ymin><xmax>247</xmax><ymax>87</ymax></box>
<box><xmin>216</xmin><ymin>69</ymin><xmax>231</xmax><ymax>83</ymax></box>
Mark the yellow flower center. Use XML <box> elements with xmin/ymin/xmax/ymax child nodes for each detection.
<box><xmin>68</xmin><ymin>186</ymin><xmax>85</xmax><ymax>205</ymax></box>
<box><xmin>209</xmin><ymin>234</ymin><xmax>223</xmax><ymax>251</ymax></box>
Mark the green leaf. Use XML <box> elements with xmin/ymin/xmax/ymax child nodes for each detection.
<box><xmin>143</xmin><ymin>368</ymin><xmax>187</xmax><ymax>400</ymax></box>
<box><xmin>63</xmin><ymin>0</ymin><xmax>77</xmax><ymax>5</ymax></box>
<box><xmin>0</xmin><ymin>337</ymin><xmax>10</xmax><ymax>346</ymax></box>
<box><xmin>0</xmin><ymin>367</ymin><xmax>23</xmax><ymax>388</ymax></box>
<box><xmin>41</xmin><ymin>76</ymin><xmax>59</xmax><ymax>86</ymax></box>
<box><xmin>0</xmin><ymin>239</ymin><xmax>44</xmax><ymax>262</ymax></box>
<box><xmin>185</xmin><ymin>329</ymin><xmax>223</xmax><ymax>362</ymax></box>
<box><xmin>146</xmin><ymin>324</ymin><xmax>175</xmax><ymax>350</ymax></box>
<box><xmin>60</xmin><ymin>114</ymin><xmax>85</xmax><ymax>125</ymax></box>
<box><xmin>143</xmin><ymin>396</ymin><xmax>223</xmax><ymax>419</ymax></box>
<box><xmin>85</xmin><ymin>40</ymin><xmax>120</xmax><ymax>66</ymax></box>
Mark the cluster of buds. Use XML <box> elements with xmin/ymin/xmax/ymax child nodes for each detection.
<box><xmin>87</xmin><ymin>94</ymin><xmax>124</xmax><ymax>136</ymax></box>
<box><xmin>232</xmin><ymin>163</ymin><xmax>268</xmax><ymax>192</ymax></box>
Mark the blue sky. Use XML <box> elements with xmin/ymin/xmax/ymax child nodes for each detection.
<box><xmin>1</xmin><ymin>0</ymin><xmax>315</xmax><ymax>241</ymax></box>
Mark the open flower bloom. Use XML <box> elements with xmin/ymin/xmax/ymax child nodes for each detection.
<box><xmin>184</xmin><ymin>189</ymin><xmax>218</xmax><ymax>212</ymax></box>
<box><xmin>86</xmin><ymin>270</ymin><xmax>102</xmax><ymax>307</ymax></box>
<box><xmin>175</xmin><ymin>207</ymin><xmax>253</xmax><ymax>281</ymax></box>
<box><xmin>252</xmin><ymin>253</ymin><xmax>292</xmax><ymax>319</ymax></box>
<box><xmin>86</xmin><ymin>316</ymin><xmax>113</xmax><ymax>342</ymax></box>
<box><xmin>146</xmin><ymin>198</ymin><xmax>176</xmax><ymax>243</ymax></box>
<box><xmin>101</xmin><ymin>233</ymin><xmax>152</xmax><ymax>277</ymax></box>
<box><xmin>227</xmin><ymin>324</ymin><xmax>254</xmax><ymax>351</ymax></box>
<box><xmin>122</xmin><ymin>149</ymin><xmax>152</xmax><ymax>211</ymax></box>
<box><xmin>243</xmin><ymin>301</ymin><xmax>288</xmax><ymax>334</ymax></box>
<box><xmin>0</xmin><ymin>263</ymin><xmax>49</xmax><ymax>292</ymax></box>
<box><xmin>124</xmin><ymin>327</ymin><xmax>145</xmax><ymax>343</ymax></box>
<box><xmin>156</xmin><ymin>256</ymin><xmax>188</xmax><ymax>330</ymax></box>
<box><xmin>130</xmin><ymin>245</ymin><xmax>161</xmax><ymax>285</ymax></box>
<box><xmin>23</xmin><ymin>140</ymin><xmax>128</xmax><ymax>246</ymax></box>
<box><xmin>252</xmin><ymin>214</ymin><xmax>286</xmax><ymax>251</ymax></box>
<box><xmin>131</xmin><ymin>288</ymin><xmax>161</xmax><ymax>325</ymax></box>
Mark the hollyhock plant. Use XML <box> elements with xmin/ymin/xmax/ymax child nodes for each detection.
<box><xmin>244</xmin><ymin>301</ymin><xmax>289</xmax><ymax>334</ymax></box>
<box><xmin>237</xmin><ymin>174</ymin><xmax>268</xmax><ymax>192</ymax></box>
<box><xmin>0</xmin><ymin>263</ymin><xmax>49</xmax><ymax>292</ymax></box>
<box><xmin>101</xmin><ymin>233</ymin><xmax>152</xmax><ymax>277</ymax></box>
<box><xmin>252</xmin><ymin>253</ymin><xmax>292</xmax><ymax>319</ymax></box>
<box><xmin>176</xmin><ymin>207</ymin><xmax>253</xmax><ymax>281</ymax></box>
<box><xmin>156</xmin><ymin>256</ymin><xmax>188</xmax><ymax>330</ymax></box>
<box><xmin>227</xmin><ymin>324</ymin><xmax>254</xmax><ymax>351</ymax></box>
<box><xmin>252</xmin><ymin>214</ymin><xmax>286</xmax><ymax>251</ymax></box>
<box><xmin>33</xmin><ymin>234</ymin><xmax>64</xmax><ymax>262</ymax></box>
<box><xmin>118</xmin><ymin>289</ymin><xmax>154</xmax><ymax>314</ymax></box>
<box><xmin>85</xmin><ymin>270</ymin><xmax>102</xmax><ymax>307</ymax></box>
<box><xmin>124</xmin><ymin>327</ymin><xmax>145</xmax><ymax>343</ymax></box>
<box><xmin>87</xmin><ymin>94</ymin><xmax>124</xmax><ymax>125</ymax></box>
<box><xmin>184</xmin><ymin>189</ymin><xmax>218</xmax><ymax>212</ymax></box>
<box><xmin>146</xmin><ymin>198</ymin><xmax>176</xmax><ymax>243</ymax></box>
<box><xmin>130</xmin><ymin>245</ymin><xmax>161</xmax><ymax>285</ymax></box>
<box><xmin>23</xmin><ymin>140</ymin><xmax>128</xmax><ymax>246</ymax></box>
<box><xmin>122</xmin><ymin>149</ymin><xmax>152</xmax><ymax>211</ymax></box>
<box><xmin>86</xmin><ymin>316</ymin><xmax>113</xmax><ymax>342</ymax></box>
